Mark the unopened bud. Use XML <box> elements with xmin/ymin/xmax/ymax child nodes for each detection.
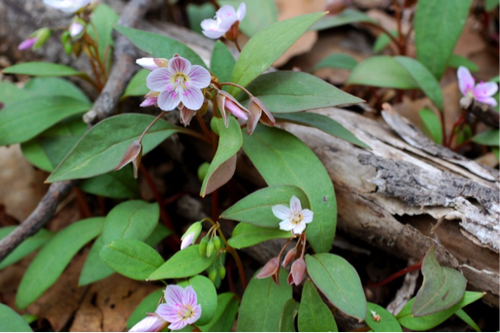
<box><xmin>33</xmin><ymin>28</ymin><xmax>52</xmax><ymax>50</ymax></box>
<box><xmin>208</xmin><ymin>267</ymin><xmax>217</xmax><ymax>282</ymax></box>
<box><xmin>256</xmin><ymin>257</ymin><xmax>280</xmax><ymax>279</ymax></box>
<box><xmin>224</xmin><ymin>21</ymin><xmax>240</xmax><ymax>42</ymax></box>
<box><xmin>247</xmin><ymin>96</ymin><xmax>275</xmax><ymax>135</ymax></box>
<box><xmin>197</xmin><ymin>162</ymin><xmax>210</xmax><ymax>182</ymax></box>
<box><xmin>218</xmin><ymin>265</ymin><xmax>226</xmax><ymax>280</ymax></box>
<box><xmin>180</xmin><ymin>222</ymin><xmax>202</xmax><ymax>250</ymax></box>
<box><xmin>114</xmin><ymin>139</ymin><xmax>143</xmax><ymax>179</ymax></box>
<box><xmin>61</xmin><ymin>31</ymin><xmax>71</xmax><ymax>45</ymax></box>
<box><xmin>282</xmin><ymin>248</ymin><xmax>297</xmax><ymax>267</ymax></box>
<box><xmin>63</xmin><ymin>41</ymin><xmax>73</xmax><ymax>55</ymax></box>
<box><xmin>289</xmin><ymin>257</ymin><xmax>306</xmax><ymax>286</ymax></box>
<box><xmin>206</xmin><ymin>239</ymin><xmax>215</xmax><ymax>257</ymax></box>
<box><xmin>199</xmin><ymin>236</ymin><xmax>208</xmax><ymax>257</ymax></box>
<box><xmin>69</xmin><ymin>18</ymin><xmax>86</xmax><ymax>40</ymax></box>
<box><xmin>213</xmin><ymin>235</ymin><xmax>221</xmax><ymax>251</ymax></box>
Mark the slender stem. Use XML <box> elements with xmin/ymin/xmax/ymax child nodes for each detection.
<box><xmin>234</xmin><ymin>38</ymin><xmax>242</xmax><ymax>53</ymax></box>
<box><xmin>369</xmin><ymin>259</ymin><xmax>423</xmax><ymax>288</ymax></box>
<box><xmin>216</xmin><ymin>226</ymin><xmax>248</xmax><ymax>289</ymax></box>
<box><xmin>453</xmin><ymin>138</ymin><xmax>472</xmax><ymax>152</ymax></box>
<box><xmin>219</xmin><ymin>82</ymin><xmax>253</xmax><ymax>97</ymax></box>
<box><xmin>74</xmin><ymin>188</ymin><xmax>92</xmax><ymax>218</ymax></box>
<box><xmin>195</xmin><ymin>112</ymin><xmax>213</xmax><ymax>143</ymax></box>
<box><xmin>138</xmin><ymin>112</ymin><xmax>165</xmax><ymax>142</ymax></box>
<box><xmin>211</xmin><ymin>190</ymin><xmax>219</xmax><ymax>223</ymax></box>
<box><xmin>363</xmin><ymin>21</ymin><xmax>403</xmax><ymax>54</ymax></box>
<box><xmin>88</xmin><ymin>57</ymin><xmax>104</xmax><ymax>91</ymax></box>
<box><xmin>440</xmin><ymin>110</ymin><xmax>447</xmax><ymax>147</ymax></box>
<box><xmin>179</xmin><ymin>128</ymin><xmax>212</xmax><ymax>143</ymax></box>
<box><xmin>393</xmin><ymin>0</ymin><xmax>403</xmax><ymax>45</ymax></box>
<box><xmin>76</xmin><ymin>73</ymin><xmax>101</xmax><ymax>91</ymax></box>
<box><xmin>446</xmin><ymin>110</ymin><xmax>466</xmax><ymax>147</ymax></box>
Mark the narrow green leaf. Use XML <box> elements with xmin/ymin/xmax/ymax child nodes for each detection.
<box><xmin>187</xmin><ymin>3</ymin><xmax>216</xmax><ymax>34</ymax></box>
<box><xmin>242</xmin><ymin>126</ymin><xmax>336</xmax><ymax>253</ymax></box>
<box><xmin>221</xmin><ymin>185</ymin><xmax>309</xmax><ymax>227</ymax></box>
<box><xmin>412</xmin><ymin>246</ymin><xmax>466</xmax><ymax>316</ymax></box>
<box><xmin>115</xmin><ymin>26</ymin><xmax>206</xmax><ymax>68</ymax></box>
<box><xmin>178</xmin><ymin>275</ymin><xmax>218</xmax><ymax>326</ymax></box>
<box><xmin>122</xmin><ymin>69</ymin><xmax>149</xmax><ymax>98</ymax></box>
<box><xmin>279</xmin><ymin>299</ymin><xmax>299</xmax><ymax>332</ymax></box>
<box><xmin>229</xmin><ymin>12</ymin><xmax>326</xmax><ymax>95</ymax></box>
<box><xmin>447</xmin><ymin>54</ymin><xmax>479</xmax><ymax>72</ymax></box>
<box><xmin>87</xmin><ymin>3</ymin><xmax>119</xmax><ymax>63</ymax></box>
<box><xmin>237</xmin><ymin>270</ymin><xmax>292</xmax><ymax>331</ymax></box>
<box><xmin>347</xmin><ymin>56</ymin><xmax>419</xmax><ymax>89</ymax></box>
<box><xmin>397</xmin><ymin>291</ymin><xmax>484</xmax><ymax>331</ymax></box>
<box><xmin>395</xmin><ymin>56</ymin><xmax>444</xmax><ymax>111</ymax></box>
<box><xmin>3</xmin><ymin>62</ymin><xmax>83</xmax><ymax>77</ymax></box>
<box><xmin>100</xmin><ymin>239</ymin><xmax>164</xmax><ymax>280</ymax></box>
<box><xmin>198</xmin><ymin>292</ymin><xmax>239</xmax><ymax>332</ymax></box>
<box><xmin>23</xmin><ymin>77</ymin><xmax>90</xmax><ymax>103</ymax></box>
<box><xmin>366</xmin><ymin>303</ymin><xmax>402</xmax><ymax>332</ymax></box>
<box><xmin>243</xmin><ymin>71</ymin><xmax>363</xmax><ymax>112</ymax></box>
<box><xmin>373</xmin><ymin>30</ymin><xmax>397</xmax><ymax>53</ymax></box>
<box><xmin>0</xmin><ymin>96</ymin><xmax>91</xmax><ymax>146</ymax></box>
<box><xmin>455</xmin><ymin>309</ymin><xmax>481</xmax><ymax>332</ymax></box>
<box><xmin>311</xmin><ymin>9</ymin><xmax>376</xmax><ymax>31</ymax></box>
<box><xmin>127</xmin><ymin>289</ymin><xmax>164</xmax><ymax>330</ymax></box>
<box><xmin>200</xmin><ymin>117</ymin><xmax>242</xmax><ymax>196</ymax></box>
<box><xmin>415</xmin><ymin>0</ymin><xmax>473</xmax><ymax>79</ymax></box>
<box><xmin>16</xmin><ymin>217</ymin><xmax>104</xmax><ymax>310</ymax></box>
<box><xmin>298</xmin><ymin>280</ymin><xmax>338</xmax><ymax>332</ymax></box>
<box><xmin>218</xmin><ymin>0</ymin><xmax>278</xmax><ymax>37</ymax></box>
<box><xmin>148</xmin><ymin>245</ymin><xmax>216</xmax><ymax>280</ymax></box>
<box><xmin>306</xmin><ymin>253</ymin><xmax>366</xmax><ymax>320</ymax></box>
<box><xmin>210</xmin><ymin>41</ymin><xmax>235</xmax><ymax>87</ymax></box>
<box><xmin>102</xmin><ymin>200</ymin><xmax>159</xmax><ymax>245</ymax></box>
<box><xmin>0</xmin><ymin>228</ymin><xmax>52</xmax><ymax>270</ymax></box>
<box><xmin>0</xmin><ymin>304</ymin><xmax>33</xmax><ymax>332</ymax></box>
<box><xmin>274</xmin><ymin>112</ymin><xmax>369</xmax><ymax>148</ymax></box>
<box><xmin>47</xmin><ymin>114</ymin><xmax>182</xmax><ymax>182</ymax></box>
<box><xmin>471</xmin><ymin>129</ymin><xmax>499</xmax><ymax>146</ymax></box>
<box><xmin>227</xmin><ymin>223</ymin><xmax>291</xmax><ymax>249</ymax></box>
<box><xmin>78</xmin><ymin>235</ymin><xmax>115</xmax><ymax>286</ymax></box>
<box><xmin>0</xmin><ymin>82</ymin><xmax>28</xmax><ymax>106</ymax></box>
<box><xmin>79</xmin><ymin>168</ymin><xmax>140</xmax><ymax>199</ymax></box>
<box><xmin>419</xmin><ymin>108</ymin><xmax>443</xmax><ymax>145</ymax></box>
<box><xmin>313</xmin><ymin>53</ymin><xmax>358</xmax><ymax>71</ymax></box>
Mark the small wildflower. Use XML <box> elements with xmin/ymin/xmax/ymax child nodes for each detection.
<box><xmin>371</xmin><ymin>310</ymin><xmax>381</xmax><ymax>322</ymax></box>
<box><xmin>156</xmin><ymin>285</ymin><xmax>202</xmax><ymax>330</ymax></box>
<box><xmin>146</xmin><ymin>55</ymin><xmax>211</xmax><ymax>111</ymax></box>
<box><xmin>180</xmin><ymin>222</ymin><xmax>202</xmax><ymax>250</ymax></box>
<box><xmin>140</xmin><ymin>91</ymin><xmax>159</xmax><ymax>107</ymax></box>
<box><xmin>129</xmin><ymin>313</ymin><xmax>167</xmax><ymax>332</ymax></box>
<box><xmin>69</xmin><ymin>19</ymin><xmax>85</xmax><ymax>40</ymax></box>
<box><xmin>272</xmin><ymin>196</ymin><xmax>313</xmax><ymax>235</ymax></box>
<box><xmin>136</xmin><ymin>57</ymin><xmax>169</xmax><ymax>71</ymax></box>
<box><xmin>201</xmin><ymin>3</ymin><xmax>246</xmax><ymax>40</ymax></box>
<box><xmin>43</xmin><ymin>0</ymin><xmax>91</xmax><ymax>13</ymax></box>
<box><xmin>457</xmin><ymin>66</ymin><xmax>498</xmax><ymax>106</ymax></box>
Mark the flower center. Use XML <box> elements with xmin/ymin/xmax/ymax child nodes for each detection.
<box><xmin>178</xmin><ymin>305</ymin><xmax>194</xmax><ymax>321</ymax></box>
<box><xmin>172</xmin><ymin>73</ymin><xmax>189</xmax><ymax>91</ymax></box>
<box><xmin>291</xmin><ymin>213</ymin><xmax>303</xmax><ymax>225</ymax></box>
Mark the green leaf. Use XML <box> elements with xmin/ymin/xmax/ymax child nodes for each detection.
<box><xmin>178</xmin><ymin>275</ymin><xmax>218</xmax><ymax>326</ymax></box>
<box><xmin>0</xmin><ymin>96</ymin><xmax>92</xmax><ymax>146</ymax></box>
<box><xmin>187</xmin><ymin>3</ymin><xmax>215</xmax><ymax>34</ymax></box>
<box><xmin>16</xmin><ymin>217</ymin><xmax>104</xmax><ymax>310</ymax></box>
<box><xmin>419</xmin><ymin>108</ymin><xmax>443</xmax><ymax>145</ymax></box>
<box><xmin>394</xmin><ymin>56</ymin><xmax>444</xmax><ymax>111</ymax></box>
<box><xmin>455</xmin><ymin>309</ymin><xmax>481</xmax><ymax>332</ymax></box>
<box><xmin>279</xmin><ymin>299</ymin><xmax>299</xmax><ymax>332</ymax></box>
<box><xmin>47</xmin><ymin>114</ymin><xmax>182</xmax><ymax>182</ymax></box>
<box><xmin>3</xmin><ymin>62</ymin><xmax>83</xmax><ymax>77</ymax></box>
<box><xmin>0</xmin><ymin>228</ymin><xmax>52</xmax><ymax>270</ymax></box>
<box><xmin>415</xmin><ymin>0</ymin><xmax>473</xmax><ymax>79</ymax></box>
<box><xmin>243</xmin><ymin>71</ymin><xmax>363</xmax><ymax>112</ymax></box>
<box><xmin>22</xmin><ymin>314</ymin><xmax>38</xmax><ymax>325</ymax></box>
<box><xmin>242</xmin><ymin>126</ymin><xmax>336</xmax><ymax>253</ymax></box>
<box><xmin>127</xmin><ymin>289</ymin><xmax>164</xmax><ymax>330</ymax></box>
<box><xmin>373</xmin><ymin>30</ymin><xmax>397</xmax><ymax>53</ymax></box>
<box><xmin>87</xmin><ymin>3</ymin><xmax>119</xmax><ymax>63</ymax></box>
<box><xmin>493</xmin><ymin>147</ymin><xmax>499</xmax><ymax>161</ymax></box>
<box><xmin>229</xmin><ymin>12</ymin><xmax>326</xmax><ymax>96</ymax></box>
<box><xmin>222</xmin><ymin>185</ymin><xmax>309</xmax><ymax>227</ymax></box>
<box><xmin>100</xmin><ymin>239</ymin><xmax>164</xmax><ymax>280</ymax></box>
<box><xmin>0</xmin><ymin>304</ymin><xmax>33</xmax><ymax>332</ymax></box>
<box><xmin>412</xmin><ymin>246</ymin><xmax>466</xmax><ymax>317</ymax></box>
<box><xmin>210</xmin><ymin>41</ymin><xmax>235</xmax><ymax>87</ymax></box>
<box><xmin>311</xmin><ymin>9</ymin><xmax>376</xmax><ymax>31</ymax></box>
<box><xmin>122</xmin><ymin>69</ymin><xmax>149</xmax><ymax>98</ymax></box>
<box><xmin>471</xmin><ymin>129</ymin><xmax>499</xmax><ymax>146</ymax></box>
<box><xmin>485</xmin><ymin>0</ymin><xmax>499</xmax><ymax>10</ymax></box>
<box><xmin>144</xmin><ymin>224</ymin><xmax>172</xmax><ymax>247</ymax></box>
<box><xmin>397</xmin><ymin>291</ymin><xmax>484</xmax><ymax>331</ymax></box>
<box><xmin>227</xmin><ymin>223</ymin><xmax>291</xmax><ymax>249</ymax></box>
<box><xmin>274</xmin><ymin>112</ymin><xmax>369</xmax><ymax>148</ymax></box>
<box><xmin>115</xmin><ymin>26</ymin><xmax>206</xmax><ymax>68</ymax></box>
<box><xmin>78</xmin><ymin>235</ymin><xmax>115</xmax><ymax>286</ymax></box>
<box><xmin>447</xmin><ymin>54</ymin><xmax>479</xmax><ymax>72</ymax></box>
<box><xmin>198</xmin><ymin>292</ymin><xmax>239</xmax><ymax>332</ymax></box>
<box><xmin>218</xmin><ymin>0</ymin><xmax>278</xmax><ymax>37</ymax></box>
<box><xmin>148</xmin><ymin>245</ymin><xmax>216</xmax><ymax>280</ymax></box>
<box><xmin>79</xmin><ymin>168</ymin><xmax>140</xmax><ymax>199</ymax></box>
<box><xmin>306</xmin><ymin>253</ymin><xmax>366</xmax><ymax>320</ymax></box>
<box><xmin>200</xmin><ymin>117</ymin><xmax>242</xmax><ymax>196</ymax></box>
<box><xmin>237</xmin><ymin>269</ymin><xmax>292</xmax><ymax>332</ymax></box>
<box><xmin>366</xmin><ymin>303</ymin><xmax>402</xmax><ymax>332</ymax></box>
<box><xmin>102</xmin><ymin>200</ymin><xmax>159</xmax><ymax>245</ymax></box>
<box><xmin>23</xmin><ymin>77</ymin><xmax>90</xmax><ymax>103</ymax></box>
<box><xmin>312</xmin><ymin>53</ymin><xmax>358</xmax><ymax>71</ymax></box>
<box><xmin>0</xmin><ymin>82</ymin><xmax>28</xmax><ymax>106</ymax></box>
<box><xmin>298</xmin><ymin>280</ymin><xmax>338</xmax><ymax>332</ymax></box>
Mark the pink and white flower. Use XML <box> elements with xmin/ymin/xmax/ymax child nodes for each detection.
<box><xmin>146</xmin><ymin>55</ymin><xmax>211</xmax><ymax>111</ymax></box>
<box><xmin>272</xmin><ymin>196</ymin><xmax>313</xmax><ymax>235</ymax></box>
<box><xmin>201</xmin><ymin>3</ymin><xmax>246</xmax><ymax>39</ymax></box>
<box><xmin>18</xmin><ymin>37</ymin><xmax>38</xmax><ymax>50</ymax></box>
<box><xmin>457</xmin><ymin>66</ymin><xmax>498</xmax><ymax>106</ymax></box>
<box><xmin>129</xmin><ymin>313</ymin><xmax>166</xmax><ymax>332</ymax></box>
<box><xmin>43</xmin><ymin>0</ymin><xmax>91</xmax><ymax>13</ymax></box>
<box><xmin>136</xmin><ymin>57</ymin><xmax>169</xmax><ymax>72</ymax></box>
<box><xmin>156</xmin><ymin>285</ymin><xmax>202</xmax><ymax>330</ymax></box>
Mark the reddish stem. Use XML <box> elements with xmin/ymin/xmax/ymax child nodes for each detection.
<box><xmin>74</xmin><ymin>188</ymin><xmax>92</xmax><ymax>218</ymax></box>
<box><xmin>369</xmin><ymin>259</ymin><xmax>423</xmax><ymax>288</ymax></box>
<box><xmin>446</xmin><ymin>111</ymin><xmax>466</xmax><ymax>147</ymax></box>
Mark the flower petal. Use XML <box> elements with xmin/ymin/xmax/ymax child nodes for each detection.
<box><xmin>216</xmin><ymin>5</ymin><xmax>238</xmax><ymax>29</ymax></box>
<box><xmin>188</xmin><ymin>65</ymin><xmax>211</xmax><ymax>89</ymax></box>
<box><xmin>129</xmin><ymin>315</ymin><xmax>165</xmax><ymax>332</ymax></box>
<box><xmin>156</xmin><ymin>303</ymin><xmax>180</xmax><ymax>323</ymax></box>
<box><xmin>225</xmin><ymin>99</ymin><xmax>249</xmax><ymax>120</ymax></box>
<box><xmin>182</xmin><ymin>286</ymin><xmax>198</xmax><ymax>306</ymax></box>
<box><xmin>169</xmin><ymin>56</ymin><xmax>191</xmax><ymax>74</ymax></box>
<box><xmin>272</xmin><ymin>205</ymin><xmax>291</xmax><ymax>220</ymax></box>
<box><xmin>292</xmin><ymin>223</ymin><xmax>306</xmax><ymax>235</ymax></box>
<box><xmin>289</xmin><ymin>195</ymin><xmax>302</xmax><ymax>213</ymax></box>
<box><xmin>180</xmin><ymin>233</ymin><xmax>194</xmax><ymax>250</ymax></box>
<box><xmin>136</xmin><ymin>57</ymin><xmax>159</xmax><ymax>71</ymax></box>
<box><xmin>18</xmin><ymin>37</ymin><xmax>37</xmax><ymax>50</ymax></box>
<box><xmin>168</xmin><ymin>320</ymin><xmax>188</xmax><ymax>331</ymax></box>
<box><xmin>180</xmin><ymin>86</ymin><xmax>204</xmax><ymax>111</ymax></box>
<box><xmin>157</xmin><ymin>89</ymin><xmax>181</xmax><ymax>111</ymax></box>
<box><xmin>457</xmin><ymin>66</ymin><xmax>475</xmax><ymax>96</ymax></box>
<box><xmin>474</xmin><ymin>82</ymin><xmax>498</xmax><ymax>98</ymax></box>
<box><xmin>140</xmin><ymin>97</ymin><xmax>157</xmax><ymax>107</ymax></box>
<box><xmin>146</xmin><ymin>68</ymin><xmax>171</xmax><ymax>91</ymax></box>
<box><xmin>201</xmin><ymin>19</ymin><xmax>226</xmax><ymax>39</ymax></box>
<box><xmin>188</xmin><ymin>304</ymin><xmax>202</xmax><ymax>324</ymax></box>
<box><xmin>301</xmin><ymin>209</ymin><xmax>314</xmax><ymax>223</ymax></box>
<box><xmin>164</xmin><ymin>285</ymin><xmax>185</xmax><ymax>305</ymax></box>
<box><xmin>474</xmin><ymin>96</ymin><xmax>498</xmax><ymax>106</ymax></box>
<box><xmin>236</xmin><ymin>2</ymin><xmax>247</xmax><ymax>21</ymax></box>
<box><xmin>279</xmin><ymin>220</ymin><xmax>294</xmax><ymax>231</ymax></box>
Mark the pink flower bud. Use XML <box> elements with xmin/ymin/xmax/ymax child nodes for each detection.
<box><xmin>247</xmin><ymin>96</ymin><xmax>275</xmax><ymax>135</ymax></box>
<box><xmin>289</xmin><ymin>257</ymin><xmax>306</xmax><ymax>285</ymax></box>
<box><xmin>216</xmin><ymin>90</ymin><xmax>249</xmax><ymax>127</ymax></box>
<box><xmin>18</xmin><ymin>37</ymin><xmax>37</xmax><ymax>50</ymax></box>
<box><xmin>256</xmin><ymin>257</ymin><xmax>280</xmax><ymax>279</ymax></box>
<box><xmin>282</xmin><ymin>248</ymin><xmax>297</xmax><ymax>267</ymax></box>
<box><xmin>114</xmin><ymin>139</ymin><xmax>142</xmax><ymax>179</ymax></box>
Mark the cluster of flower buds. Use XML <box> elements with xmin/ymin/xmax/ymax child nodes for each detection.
<box><xmin>207</xmin><ymin>260</ymin><xmax>226</xmax><ymax>284</ymax></box>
